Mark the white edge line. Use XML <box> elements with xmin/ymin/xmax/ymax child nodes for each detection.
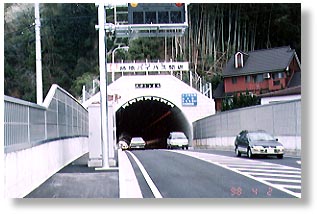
<box><xmin>126</xmin><ymin>151</ymin><xmax>163</xmax><ymax>198</ymax></box>
<box><xmin>168</xmin><ymin>150</ymin><xmax>301</xmax><ymax>198</ymax></box>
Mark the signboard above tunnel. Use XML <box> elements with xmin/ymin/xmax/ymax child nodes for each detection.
<box><xmin>107</xmin><ymin>62</ymin><xmax>189</xmax><ymax>72</ymax></box>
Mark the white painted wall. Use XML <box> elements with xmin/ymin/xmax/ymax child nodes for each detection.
<box><xmin>4</xmin><ymin>137</ymin><xmax>88</xmax><ymax>198</ymax></box>
<box><xmin>83</xmin><ymin>75</ymin><xmax>215</xmax><ymax>125</ymax></box>
<box><xmin>261</xmin><ymin>95</ymin><xmax>301</xmax><ymax>105</ymax></box>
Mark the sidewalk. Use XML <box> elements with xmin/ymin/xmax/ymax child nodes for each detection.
<box><xmin>25</xmin><ymin>153</ymin><xmax>119</xmax><ymax>198</ymax></box>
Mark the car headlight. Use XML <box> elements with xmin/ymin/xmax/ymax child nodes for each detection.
<box><xmin>252</xmin><ymin>146</ymin><xmax>264</xmax><ymax>151</ymax></box>
<box><xmin>276</xmin><ymin>146</ymin><xmax>284</xmax><ymax>151</ymax></box>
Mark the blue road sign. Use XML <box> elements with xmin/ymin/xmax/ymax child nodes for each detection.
<box><xmin>182</xmin><ymin>93</ymin><xmax>197</xmax><ymax>106</ymax></box>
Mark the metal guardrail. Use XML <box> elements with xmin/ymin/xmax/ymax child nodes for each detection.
<box><xmin>4</xmin><ymin>84</ymin><xmax>88</xmax><ymax>153</ymax></box>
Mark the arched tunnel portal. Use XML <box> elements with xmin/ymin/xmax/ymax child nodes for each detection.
<box><xmin>116</xmin><ymin>96</ymin><xmax>191</xmax><ymax>149</ymax></box>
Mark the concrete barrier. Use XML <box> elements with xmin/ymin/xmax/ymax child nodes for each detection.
<box><xmin>193</xmin><ymin>99</ymin><xmax>301</xmax><ymax>156</ymax></box>
<box><xmin>4</xmin><ymin>137</ymin><xmax>88</xmax><ymax>198</ymax></box>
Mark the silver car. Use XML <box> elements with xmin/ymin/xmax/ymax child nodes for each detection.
<box><xmin>234</xmin><ymin>130</ymin><xmax>284</xmax><ymax>159</ymax></box>
<box><xmin>129</xmin><ymin>137</ymin><xmax>146</xmax><ymax>150</ymax></box>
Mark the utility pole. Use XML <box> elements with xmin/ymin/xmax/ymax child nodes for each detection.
<box><xmin>35</xmin><ymin>3</ymin><xmax>43</xmax><ymax>105</ymax></box>
<box><xmin>97</xmin><ymin>3</ymin><xmax>109</xmax><ymax>169</ymax></box>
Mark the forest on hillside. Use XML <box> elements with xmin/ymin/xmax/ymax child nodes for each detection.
<box><xmin>4</xmin><ymin>3</ymin><xmax>301</xmax><ymax>102</ymax></box>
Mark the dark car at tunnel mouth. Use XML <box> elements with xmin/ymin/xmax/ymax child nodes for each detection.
<box><xmin>234</xmin><ymin>130</ymin><xmax>284</xmax><ymax>159</ymax></box>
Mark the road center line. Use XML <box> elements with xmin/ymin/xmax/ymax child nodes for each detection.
<box><xmin>126</xmin><ymin>151</ymin><xmax>163</xmax><ymax>198</ymax></box>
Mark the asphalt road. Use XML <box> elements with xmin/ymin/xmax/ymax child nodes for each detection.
<box><xmin>192</xmin><ymin>149</ymin><xmax>301</xmax><ymax>168</ymax></box>
<box><xmin>25</xmin><ymin>149</ymin><xmax>301</xmax><ymax>198</ymax></box>
<box><xmin>126</xmin><ymin>149</ymin><xmax>301</xmax><ymax>198</ymax></box>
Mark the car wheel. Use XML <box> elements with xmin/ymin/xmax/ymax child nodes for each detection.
<box><xmin>235</xmin><ymin>147</ymin><xmax>241</xmax><ymax>157</ymax></box>
<box><xmin>186</xmin><ymin>146</ymin><xmax>188</xmax><ymax>150</ymax></box>
<box><xmin>277</xmin><ymin>154</ymin><xmax>283</xmax><ymax>159</ymax></box>
<box><xmin>247</xmin><ymin>147</ymin><xmax>253</xmax><ymax>159</ymax></box>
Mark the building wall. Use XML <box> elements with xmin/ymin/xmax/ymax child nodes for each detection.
<box><xmin>224</xmin><ymin>73</ymin><xmax>287</xmax><ymax>95</ymax></box>
<box><xmin>215</xmin><ymin>98</ymin><xmax>222</xmax><ymax>112</ymax></box>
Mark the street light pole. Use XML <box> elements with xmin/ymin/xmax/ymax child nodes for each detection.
<box><xmin>111</xmin><ymin>46</ymin><xmax>129</xmax><ymax>82</ymax></box>
<box><xmin>97</xmin><ymin>3</ymin><xmax>109</xmax><ymax>169</ymax></box>
<box><xmin>35</xmin><ymin>3</ymin><xmax>43</xmax><ymax>105</ymax></box>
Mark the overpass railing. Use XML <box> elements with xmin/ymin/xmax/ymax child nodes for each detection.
<box><xmin>4</xmin><ymin>84</ymin><xmax>88</xmax><ymax>153</ymax></box>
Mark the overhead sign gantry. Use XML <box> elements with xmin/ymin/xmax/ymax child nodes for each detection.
<box><xmin>111</xmin><ymin>3</ymin><xmax>188</xmax><ymax>38</ymax></box>
<box><xmin>95</xmin><ymin>3</ymin><xmax>189</xmax><ymax>169</ymax></box>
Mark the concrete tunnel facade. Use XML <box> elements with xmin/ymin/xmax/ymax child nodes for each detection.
<box><xmin>83</xmin><ymin>75</ymin><xmax>215</xmax><ymax>149</ymax></box>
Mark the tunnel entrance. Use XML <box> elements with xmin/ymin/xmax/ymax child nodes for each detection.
<box><xmin>116</xmin><ymin>96</ymin><xmax>190</xmax><ymax>149</ymax></box>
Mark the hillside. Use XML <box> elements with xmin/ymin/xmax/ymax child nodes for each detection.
<box><xmin>4</xmin><ymin>3</ymin><xmax>301</xmax><ymax>102</ymax></box>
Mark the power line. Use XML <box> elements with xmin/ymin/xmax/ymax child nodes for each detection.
<box><xmin>4</xmin><ymin>23</ymin><xmax>35</xmax><ymax>36</ymax></box>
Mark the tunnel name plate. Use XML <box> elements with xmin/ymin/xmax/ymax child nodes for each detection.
<box><xmin>135</xmin><ymin>83</ymin><xmax>161</xmax><ymax>89</ymax></box>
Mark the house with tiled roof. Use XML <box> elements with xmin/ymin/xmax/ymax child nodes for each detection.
<box><xmin>213</xmin><ymin>46</ymin><xmax>301</xmax><ymax>112</ymax></box>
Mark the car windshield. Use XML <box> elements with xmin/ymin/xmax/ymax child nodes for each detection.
<box><xmin>248</xmin><ymin>132</ymin><xmax>275</xmax><ymax>141</ymax></box>
<box><xmin>131</xmin><ymin>137</ymin><xmax>144</xmax><ymax>142</ymax></box>
<box><xmin>172</xmin><ymin>132</ymin><xmax>186</xmax><ymax>139</ymax></box>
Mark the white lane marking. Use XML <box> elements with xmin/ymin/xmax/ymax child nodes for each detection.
<box><xmin>273</xmin><ymin>184</ymin><xmax>302</xmax><ymax>189</ymax></box>
<box><xmin>220</xmin><ymin>162</ymin><xmax>277</xmax><ymax>166</ymax></box>
<box><xmin>126</xmin><ymin>151</ymin><xmax>163</xmax><ymax>198</ymax></box>
<box><xmin>258</xmin><ymin>177</ymin><xmax>301</xmax><ymax>183</ymax></box>
<box><xmin>167</xmin><ymin>150</ymin><xmax>301</xmax><ymax>198</ymax></box>
<box><xmin>118</xmin><ymin>149</ymin><xmax>143</xmax><ymax>198</ymax></box>
<box><xmin>247</xmin><ymin>172</ymin><xmax>301</xmax><ymax>178</ymax></box>
<box><xmin>234</xmin><ymin>168</ymin><xmax>301</xmax><ymax>174</ymax></box>
<box><xmin>225</xmin><ymin>164</ymin><xmax>295</xmax><ymax>169</ymax></box>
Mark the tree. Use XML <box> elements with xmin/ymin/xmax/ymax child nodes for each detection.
<box><xmin>4</xmin><ymin>3</ymin><xmax>301</xmax><ymax>101</ymax></box>
<box><xmin>4</xmin><ymin>4</ymin><xmax>36</xmax><ymax>102</ymax></box>
<box><xmin>221</xmin><ymin>91</ymin><xmax>259</xmax><ymax>112</ymax></box>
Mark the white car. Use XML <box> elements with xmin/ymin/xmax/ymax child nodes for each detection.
<box><xmin>129</xmin><ymin>137</ymin><xmax>146</xmax><ymax>150</ymax></box>
<box><xmin>167</xmin><ymin>132</ymin><xmax>189</xmax><ymax>150</ymax></box>
<box><xmin>119</xmin><ymin>140</ymin><xmax>129</xmax><ymax>150</ymax></box>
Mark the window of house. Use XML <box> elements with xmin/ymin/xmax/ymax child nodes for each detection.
<box><xmin>235</xmin><ymin>52</ymin><xmax>243</xmax><ymax>68</ymax></box>
<box><xmin>273</xmin><ymin>72</ymin><xmax>285</xmax><ymax>80</ymax></box>
<box><xmin>245</xmin><ymin>75</ymin><xmax>251</xmax><ymax>83</ymax></box>
<box><xmin>254</xmin><ymin>74</ymin><xmax>263</xmax><ymax>83</ymax></box>
<box><xmin>232</xmin><ymin>77</ymin><xmax>238</xmax><ymax>84</ymax></box>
